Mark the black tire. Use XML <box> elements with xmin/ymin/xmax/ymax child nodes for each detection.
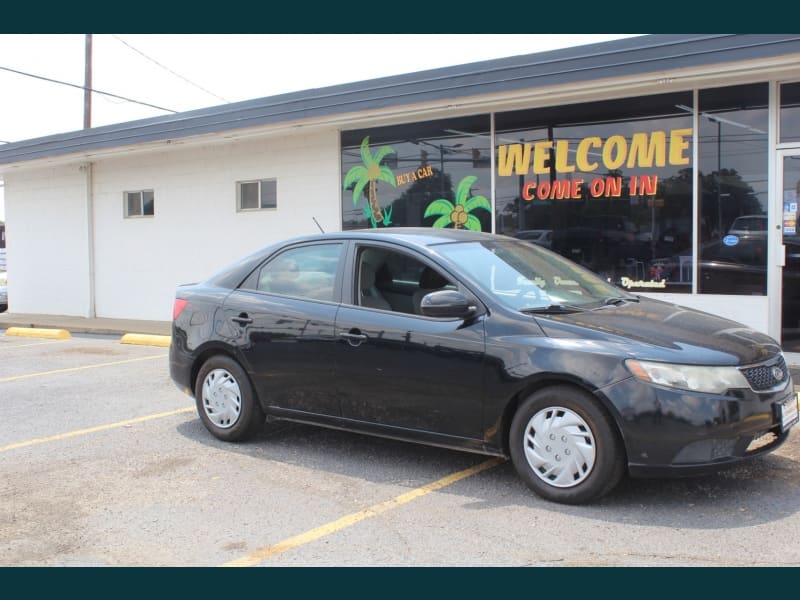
<box><xmin>194</xmin><ymin>355</ymin><xmax>265</xmax><ymax>442</ymax></box>
<box><xmin>509</xmin><ymin>385</ymin><xmax>625</xmax><ymax>505</ymax></box>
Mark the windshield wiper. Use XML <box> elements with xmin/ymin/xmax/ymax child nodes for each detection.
<box><xmin>602</xmin><ymin>296</ymin><xmax>639</xmax><ymax>306</ymax></box>
<box><xmin>521</xmin><ymin>304</ymin><xmax>587</xmax><ymax>314</ymax></box>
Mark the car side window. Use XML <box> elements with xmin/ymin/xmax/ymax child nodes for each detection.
<box><xmin>355</xmin><ymin>246</ymin><xmax>455</xmax><ymax>315</ymax></box>
<box><xmin>250</xmin><ymin>243</ymin><xmax>342</xmax><ymax>302</ymax></box>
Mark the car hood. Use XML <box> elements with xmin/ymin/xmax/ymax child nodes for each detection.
<box><xmin>533</xmin><ymin>297</ymin><xmax>781</xmax><ymax>366</ymax></box>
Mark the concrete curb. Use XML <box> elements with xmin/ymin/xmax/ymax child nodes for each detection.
<box><xmin>119</xmin><ymin>333</ymin><xmax>172</xmax><ymax>347</ymax></box>
<box><xmin>6</xmin><ymin>327</ymin><xmax>71</xmax><ymax>340</ymax></box>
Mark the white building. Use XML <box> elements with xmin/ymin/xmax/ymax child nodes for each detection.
<box><xmin>1</xmin><ymin>34</ymin><xmax>800</xmax><ymax>349</ymax></box>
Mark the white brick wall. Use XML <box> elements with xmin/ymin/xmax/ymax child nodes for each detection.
<box><xmin>5</xmin><ymin>165</ymin><xmax>91</xmax><ymax>316</ymax></box>
<box><xmin>4</xmin><ymin>129</ymin><xmax>342</xmax><ymax>320</ymax></box>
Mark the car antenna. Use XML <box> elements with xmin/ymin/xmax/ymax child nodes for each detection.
<box><xmin>312</xmin><ymin>217</ymin><xmax>325</xmax><ymax>233</ymax></box>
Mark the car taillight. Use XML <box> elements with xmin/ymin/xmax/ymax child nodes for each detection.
<box><xmin>173</xmin><ymin>298</ymin><xmax>189</xmax><ymax>320</ymax></box>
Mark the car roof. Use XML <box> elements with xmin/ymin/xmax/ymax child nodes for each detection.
<box><xmin>203</xmin><ymin>228</ymin><xmax>504</xmax><ymax>288</ymax></box>
<box><xmin>283</xmin><ymin>227</ymin><xmax>501</xmax><ymax>247</ymax></box>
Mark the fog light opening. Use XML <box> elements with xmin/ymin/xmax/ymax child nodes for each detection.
<box><xmin>746</xmin><ymin>431</ymin><xmax>777</xmax><ymax>453</ymax></box>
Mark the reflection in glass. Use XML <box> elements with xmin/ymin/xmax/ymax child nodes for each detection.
<box><xmin>698</xmin><ymin>83</ymin><xmax>768</xmax><ymax>296</ymax></box>
<box><xmin>341</xmin><ymin>116</ymin><xmax>492</xmax><ymax>232</ymax></box>
<box><xmin>780</xmin><ymin>82</ymin><xmax>800</xmax><ymax>144</ymax></box>
<box><xmin>494</xmin><ymin>92</ymin><xmax>694</xmax><ymax>293</ymax></box>
<box><xmin>782</xmin><ymin>155</ymin><xmax>800</xmax><ymax>350</ymax></box>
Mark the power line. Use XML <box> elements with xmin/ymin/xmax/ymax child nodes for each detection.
<box><xmin>112</xmin><ymin>35</ymin><xmax>230</xmax><ymax>104</ymax></box>
<box><xmin>0</xmin><ymin>64</ymin><xmax>177</xmax><ymax>114</ymax></box>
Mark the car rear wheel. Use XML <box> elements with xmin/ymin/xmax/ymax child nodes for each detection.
<box><xmin>509</xmin><ymin>385</ymin><xmax>625</xmax><ymax>504</ymax></box>
<box><xmin>195</xmin><ymin>355</ymin><xmax>265</xmax><ymax>442</ymax></box>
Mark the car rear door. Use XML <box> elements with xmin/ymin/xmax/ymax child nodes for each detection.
<box><xmin>220</xmin><ymin>241</ymin><xmax>345</xmax><ymax>416</ymax></box>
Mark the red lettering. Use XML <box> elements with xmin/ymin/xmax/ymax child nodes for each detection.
<box><xmin>550</xmin><ymin>180</ymin><xmax>570</xmax><ymax>199</ymax></box>
<box><xmin>537</xmin><ymin>180</ymin><xmax>551</xmax><ymax>200</ymax></box>
<box><xmin>571</xmin><ymin>179</ymin><xmax>584</xmax><ymax>199</ymax></box>
<box><xmin>522</xmin><ymin>182</ymin><xmax>536</xmax><ymax>201</ymax></box>
<box><xmin>640</xmin><ymin>174</ymin><xmax>658</xmax><ymax>195</ymax></box>
<box><xmin>606</xmin><ymin>176</ymin><xmax>622</xmax><ymax>197</ymax></box>
<box><xmin>590</xmin><ymin>178</ymin><xmax>605</xmax><ymax>197</ymax></box>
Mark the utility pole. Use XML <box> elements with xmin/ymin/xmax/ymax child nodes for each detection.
<box><xmin>83</xmin><ymin>34</ymin><xmax>92</xmax><ymax>129</ymax></box>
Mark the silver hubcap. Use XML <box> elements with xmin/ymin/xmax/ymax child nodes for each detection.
<box><xmin>523</xmin><ymin>406</ymin><xmax>596</xmax><ymax>488</ymax></box>
<box><xmin>201</xmin><ymin>369</ymin><xmax>242</xmax><ymax>429</ymax></box>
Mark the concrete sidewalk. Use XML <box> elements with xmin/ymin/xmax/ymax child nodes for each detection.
<box><xmin>0</xmin><ymin>312</ymin><xmax>171</xmax><ymax>336</ymax></box>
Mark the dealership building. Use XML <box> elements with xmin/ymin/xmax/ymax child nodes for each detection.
<box><xmin>1</xmin><ymin>34</ymin><xmax>800</xmax><ymax>348</ymax></box>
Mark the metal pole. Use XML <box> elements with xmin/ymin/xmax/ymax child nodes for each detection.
<box><xmin>717</xmin><ymin>120</ymin><xmax>722</xmax><ymax>236</ymax></box>
<box><xmin>84</xmin><ymin>34</ymin><xmax>92</xmax><ymax>129</ymax></box>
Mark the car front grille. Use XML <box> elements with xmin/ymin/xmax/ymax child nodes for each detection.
<box><xmin>740</xmin><ymin>355</ymin><xmax>789</xmax><ymax>391</ymax></box>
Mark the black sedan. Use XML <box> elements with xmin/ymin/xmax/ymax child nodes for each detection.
<box><xmin>169</xmin><ymin>228</ymin><xmax>798</xmax><ymax>504</ymax></box>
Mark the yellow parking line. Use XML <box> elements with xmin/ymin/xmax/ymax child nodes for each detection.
<box><xmin>0</xmin><ymin>353</ymin><xmax>168</xmax><ymax>383</ymax></box>
<box><xmin>222</xmin><ymin>457</ymin><xmax>505</xmax><ymax>567</ymax></box>
<box><xmin>0</xmin><ymin>407</ymin><xmax>195</xmax><ymax>453</ymax></box>
<box><xmin>0</xmin><ymin>340</ymin><xmax>63</xmax><ymax>349</ymax></box>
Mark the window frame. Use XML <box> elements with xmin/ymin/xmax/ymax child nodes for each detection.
<box><xmin>237</xmin><ymin>178</ymin><xmax>278</xmax><ymax>212</ymax></box>
<box><xmin>239</xmin><ymin>241</ymin><xmax>345</xmax><ymax>304</ymax></box>
<box><xmin>123</xmin><ymin>189</ymin><xmax>155</xmax><ymax>218</ymax></box>
<box><xmin>346</xmin><ymin>241</ymin><xmax>482</xmax><ymax>318</ymax></box>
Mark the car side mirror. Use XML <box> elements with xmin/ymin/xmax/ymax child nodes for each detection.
<box><xmin>420</xmin><ymin>290</ymin><xmax>478</xmax><ymax>320</ymax></box>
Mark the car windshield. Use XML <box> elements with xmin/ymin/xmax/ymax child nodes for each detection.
<box><xmin>729</xmin><ymin>216</ymin><xmax>767</xmax><ymax>233</ymax></box>
<box><xmin>436</xmin><ymin>239</ymin><xmax>629</xmax><ymax>311</ymax></box>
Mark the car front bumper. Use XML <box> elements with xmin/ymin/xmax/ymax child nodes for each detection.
<box><xmin>601</xmin><ymin>374</ymin><xmax>797</xmax><ymax>477</ymax></box>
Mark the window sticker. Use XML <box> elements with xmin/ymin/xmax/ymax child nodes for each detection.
<box><xmin>424</xmin><ymin>175</ymin><xmax>491</xmax><ymax>231</ymax></box>
<box><xmin>343</xmin><ymin>136</ymin><xmax>397</xmax><ymax>228</ymax></box>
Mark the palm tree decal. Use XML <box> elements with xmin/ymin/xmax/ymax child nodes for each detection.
<box><xmin>343</xmin><ymin>136</ymin><xmax>397</xmax><ymax>228</ymax></box>
<box><xmin>424</xmin><ymin>175</ymin><xmax>490</xmax><ymax>231</ymax></box>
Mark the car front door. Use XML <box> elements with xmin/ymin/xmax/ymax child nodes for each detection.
<box><xmin>334</xmin><ymin>243</ymin><xmax>486</xmax><ymax>440</ymax></box>
<box><xmin>221</xmin><ymin>242</ymin><xmax>344</xmax><ymax>416</ymax></box>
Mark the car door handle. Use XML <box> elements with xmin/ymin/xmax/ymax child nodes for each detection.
<box><xmin>340</xmin><ymin>331</ymin><xmax>368</xmax><ymax>346</ymax></box>
<box><xmin>231</xmin><ymin>314</ymin><xmax>253</xmax><ymax>325</ymax></box>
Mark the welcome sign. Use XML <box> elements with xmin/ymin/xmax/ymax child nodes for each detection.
<box><xmin>497</xmin><ymin>128</ymin><xmax>692</xmax><ymax>201</ymax></box>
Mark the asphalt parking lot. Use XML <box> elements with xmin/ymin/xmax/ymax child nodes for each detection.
<box><xmin>2</xmin><ymin>332</ymin><xmax>800</xmax><ymax>567</ymax></box>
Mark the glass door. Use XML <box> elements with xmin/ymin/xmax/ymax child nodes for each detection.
<box><xmin>780</xmin><ymin>152</ymin><xmax>800</xmax><ymax>350</ymax></box>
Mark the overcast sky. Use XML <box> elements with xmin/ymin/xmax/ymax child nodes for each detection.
<box><xmin>0</xmin><ymin>33</ymin><xmax>641</xmax><ymax>220</ymax></box>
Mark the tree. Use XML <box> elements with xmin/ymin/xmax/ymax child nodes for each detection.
<box><xmin>343</xmin><ymin>136</ymin><xmax>397</xmax><ymax>228</ymax></box>
<box><xmin>424</xmin><ymin>175</ymin><xmax>491</xmax><ymax>231</ymax></box>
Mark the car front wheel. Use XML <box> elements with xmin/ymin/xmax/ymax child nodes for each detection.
<box><xmin>509</xmin><ymin>386</ymin><xmax>624</xmax><ymax>504</ymax></box>
<box><xmin>194</xmin><ymin>355</ymin><xmax>265</xmax><ymax>442</ymax></box>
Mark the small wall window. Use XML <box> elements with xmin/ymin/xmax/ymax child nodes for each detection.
<box><xmin>124</xmin><ymin>190</ymin><xmax>155</xmax><ymax>217</ymax></box>
<box><xmin>238</xmin><ymin>179</ymin><xmax>277</xmax><ymax>211</ymax></box>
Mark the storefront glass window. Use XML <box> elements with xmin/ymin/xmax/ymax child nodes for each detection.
<box><xmin>780</xmin><ymin>82</ymin><xmax>800</xmax><ymax>144</ymax></box>
<box><xmin>698</xmin><ymin>83</ymin><xmax>768</xmax><ymax>295</ymax></box>
<box><xmin>341</xmin><ymin>116</ymin><xmax>492</xmax><ymax>231</ymax></box>
<box><xmin>494</xmin><ymin>92</ymin><xmax>694</xmax><ymax>293</ymax></box>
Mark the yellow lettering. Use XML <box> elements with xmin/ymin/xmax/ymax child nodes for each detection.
<box><xmin>532</xmin><ymin>141</ymin><xmax>553</xmax><ymax>175</ymax></box>
<box><xmin>628</xmin><ymin>131</ymin><xmax>666</xmax><ymax>168</ymax></box>
<box><xmin>576</xmin><ymin>137</ymin><xmax>600</xmax><ymax>172</ymax></box>
<box><xmin>497</xmin><ymin>144</ymin><xmax>532</xmax><ymax>176</ymax></box>
<box><xmin>602</xmin><ymin>135</ymin><xmax>627</xmax><ymax>170</ymax></box>
<box><xmin>554</xmin><ymin>140</ymin><xmax>575</xmax><ymax>173</ymax></box>
<box><xmin>669</xmin><ymin>128</ymin><xmax>692</xmax><ymax>166</ymax></box>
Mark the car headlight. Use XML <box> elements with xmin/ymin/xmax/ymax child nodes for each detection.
<box><xmin>625</xmin><ymin>359</ymin><xmax>749</xmax><ymax>394</ymax></box>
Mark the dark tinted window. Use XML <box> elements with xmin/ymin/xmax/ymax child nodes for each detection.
<box><xmin>341</xmin><ymin>115</ymin><xmax>492</xmax><ymax>232</ymax></box>
<box><xmin>781</xmin><ymin>82</ymin><xmax>800</xmax><ymax>144</ymax></box>
<box><xmin>253</xmin><ymin>244</ymin><xmax>342</xmax><ymax>302</ymax></box>
<box><xmin>698</xmin><ymin>83</ymin><xmax>768</xmax><ymax>295</ymax></box>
